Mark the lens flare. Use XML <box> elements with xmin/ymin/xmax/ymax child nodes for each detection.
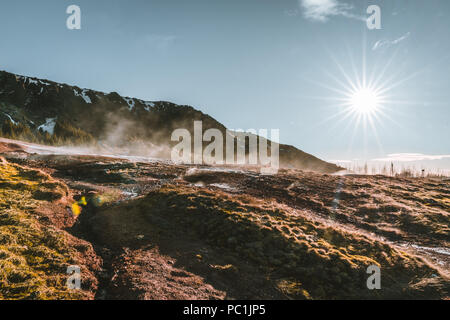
<box><xmin>349</xmin><ymin>88</ymin><xmax>380</xmax><ymax>114</ymax></box>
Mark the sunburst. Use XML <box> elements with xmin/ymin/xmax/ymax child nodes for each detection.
<box><xmin>301</xmin><ymin>44</ymin><xmax>403</xmax><ymax>156</ymax></box>
<box><xmin>348</xmin><ymin>87</ymin><xmax>382</xmax><ymax>115</ymax></box>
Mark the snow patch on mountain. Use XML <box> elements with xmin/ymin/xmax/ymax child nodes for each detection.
<box><xmin>143</xmin><ymin>101</ymin><xmax>155</xmax><ymax>111</ymax></box>
<box><xmin>3</xmin><ymin>113</ymin><xmax>17</xmax><ymax>125</ymax></box>
<box><xmin>73</xmin><ymin>89</ymin><xmax>92</xmax><ymax>104</ymax></box>
<box><xmin>16</xmin><ymin>75</ymin><xmax>52</xmax><ymax>87</ymax></box>
<box><xmin>124</xmin><ymin>97</ymin><xmax>135</xmax><ymax>111</ymax></box>
<box><xmin>37</xmin><ymin>118</ymin><xmax>57</xmax><ymax>135</ymax></box>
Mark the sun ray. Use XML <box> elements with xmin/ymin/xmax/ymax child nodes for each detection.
<box><xmin>299</xmin><ymin>76</ymin><xmax>350</xmax><ymax>96</ymax></box>
<box><xmin>325</xmin><ymin>47</ymin><xmax>360</xmax><ymax>92</ymax></box>
<box><xmin>346</xmin><ymin>43</ymin><xmax>362</xmax><ymax>89</ymax></box>
<box><xmin>362</xmin><ymin>30</ymin><xmax>367</xmax><ymax>88</ymax></box>
<box><xmin>371</xmin><ymin>47</ymin><xmax>401</xmax><ymax>89</ymax></box>
<box><xmin>323</xmin><ymin>69</ymin><xmax>357</xmax><ymax>94</ymax></box>
<box><xmin>304</xmin><ymin>34</ymin><xmax>444</xmax><ymax>160</ymax></box>
<box><xmin>367</xmin><ymin>113</ymin><xmax>385</xmax><ymax>154</ymax></box>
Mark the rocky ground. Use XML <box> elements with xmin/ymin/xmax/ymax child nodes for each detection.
<box><xmin>0</xmin><ymin>138</ymin><xmax>449</xmax><ymax>299</ymax></box>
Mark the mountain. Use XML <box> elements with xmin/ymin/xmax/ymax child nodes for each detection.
<box><xmin>0</xmin><ymin>70</ymin><xmax>340</xmax><ymax>172</ymax></box>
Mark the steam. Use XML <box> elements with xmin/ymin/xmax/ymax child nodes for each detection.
<box><xmin>95</xmin><ymin>111</ymin><xmax>173</xmax><ymax>159</ymax></box>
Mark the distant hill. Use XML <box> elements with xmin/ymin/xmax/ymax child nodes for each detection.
<box><xmin>0</xmin><ymin>70</ymin><xmax>341</xmax><ymax>173</ymax></box>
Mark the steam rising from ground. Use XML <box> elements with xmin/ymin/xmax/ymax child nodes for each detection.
<box><xmin>97</xmin><ymin>112</ymin><xmax>173</xmax><ymax>159</ymax></box>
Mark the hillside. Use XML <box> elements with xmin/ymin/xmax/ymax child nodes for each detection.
<box><xmin>0</xmin><ymin>139</ymin><xmax>448</xmax><ymax>299</ymax></box>
<box><xmin>0</xmin><ymin>70</ymin><xmax>340</xmax><ymax>173</ymax></box>
<box><xmin>0</xmin><ymin>153</ymin><xmax>100</xmax><ymax>299</ymax></box>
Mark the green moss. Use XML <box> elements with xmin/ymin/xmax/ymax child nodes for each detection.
<box><xmin>277</xmin><ymin>279</ymin><xmax>311</xmax><ymax>299</ymax></box>
<box><xmin>0</xmin><ymin>160</ymin><xmax>87</xmax><ymax>300</ymax></box>
<box><xmin>132</xmin><ymin>186</ymin><xmax>448</xmax><ymax>299</ymax></box>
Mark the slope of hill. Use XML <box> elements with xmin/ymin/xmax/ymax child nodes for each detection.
<box><xmin>0</xmin><ymin>154</ymin><xmax>100</xmax><ymax>299</ymax></box>
<box><xmin>0</xmin><ymin>141</ymin><xmax>448</xmax><ymax>299</ymax></box>
<box><xmin>0</xmin><ymin>70</ymin><xmax>340</xmax><ymax>173</ymax></box>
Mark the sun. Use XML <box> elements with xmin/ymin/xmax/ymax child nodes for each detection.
<box><xmin>349</xmin><ymin>88</ymin><xmax>380</xmax><ymax>114</ymax></box>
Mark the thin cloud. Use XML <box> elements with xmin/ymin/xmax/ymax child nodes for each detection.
<box><xmin>143</xmin><ymin>34</ymin><xmax>177</xmax><ymax>50</ymax></box>
<box><xmin>284</xmin><ymin>9</ymin><xmax>299</xmax><ymax>17</ymax></box>
<box><xmin>328</xmin><ymin>159</ymin><xmax>353</xmax><ymax>163</ymax></box>
<box><xmin>372</xmin><ymin>32</ymin><xmax>411</xmax><ymax>51</ymax></box>
<box><xmin>373</xmin><ymin>153</ymin><xmax>450</xmax><ymax>162</ymax></box>
<box><xmin>299</xmin><ymin>0</ymin><xmax>364</xmax><ymax>22</ymax></box>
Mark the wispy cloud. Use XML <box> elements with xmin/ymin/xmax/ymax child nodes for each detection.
<box><xmin>328</xmin><ymin>159</ymin><xmax>353</xmax><ymax>163</ymax></box>
<box><xmin>373</xmin><ymin>153</ymin><xmax>450</xmax><ymax>162</ymax></box>
<box><xmin>143</xmin><ymin>34</ymin><xmax>177</xmax><ymax>50</ymax></box>
<box><xmin>299</xmin><ymin>0</ymin><xmax>364</xmax><ymax>22</ymax></box>
<box><xmin>284</xmin><ymin>9</ymin><xmax>299</xmax><ymax>17</ymax></box>
<box><xmin>372</xmin><ymin>32</ymin><xmax>411</xmax><ymax>51</ymax></box>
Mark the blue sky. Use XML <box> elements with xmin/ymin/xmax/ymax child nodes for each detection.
<box><xmin>0</xmin><ymin>0</ymin><xmax>449</xmax><ymax>163</ymax></box>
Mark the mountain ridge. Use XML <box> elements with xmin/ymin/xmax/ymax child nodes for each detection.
<box><xmin>0</xmin><ymin>70</ymin><xmax>341</xmax><ymax>173</ymax></box>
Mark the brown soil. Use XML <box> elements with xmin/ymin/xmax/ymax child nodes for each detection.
<box><xmin>0</xmin><ymin>140</ymin><xmax>26</xmax><ymax>153</ymax></box>
<box><xmin>1</xmin><ymin>140</ymin><xmax>449</xmax><ymax>300</ymax></box>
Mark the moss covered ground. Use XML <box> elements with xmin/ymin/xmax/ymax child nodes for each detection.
<box><xmin>0</xmin><ymin>157</ymin><xmax>96</xmax><ymax>299</ymax></box>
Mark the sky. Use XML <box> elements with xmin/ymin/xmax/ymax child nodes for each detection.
<box><xmin>0</xmin><ymin>0</ymin><xmax>449</xmax><ymax>165</ymax></box>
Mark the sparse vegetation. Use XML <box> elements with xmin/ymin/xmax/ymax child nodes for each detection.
<box><xmin>1</xmin><ymin>119</ymin><xmax>95</xmax><ymax>146</ymax></box>
<box><xmin>0</xmin><ymin>157</ymin><xmax>97</xmax><ymax>299</ymax></box>
<box><xmin>337</xmin><ymin>161</ymin><xmax>450</xmax><ymax>178</ymax></box>
<box><xmin>88</xmin><ymin>185</ymin><xmax>449</xmax><ymax>299</ymax></box>
<box><xmin>0</xmin><ymin>141</ymin><xmax>449</xmax><ymax>300</ymax></box>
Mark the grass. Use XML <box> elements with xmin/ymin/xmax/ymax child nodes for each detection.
<box><xmin>0</xmin><ymin>157</ymin><xmax>89</xmax><ymax>299</ymax></box>
<box><xmin>91</xmin><ymin>185</ymin><xmax>449</xmax><ymax>299</ymax></box>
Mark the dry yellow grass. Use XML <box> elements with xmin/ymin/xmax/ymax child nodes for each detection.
<box><xmin>0</xmin><ymin>157</ymin><xmax>94</xmax><ymax>299</ymax></box>
<box><xmin>90</xmin><ymin>185</ymin><xmax>449</xmax><ymax>299</ymax></box>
